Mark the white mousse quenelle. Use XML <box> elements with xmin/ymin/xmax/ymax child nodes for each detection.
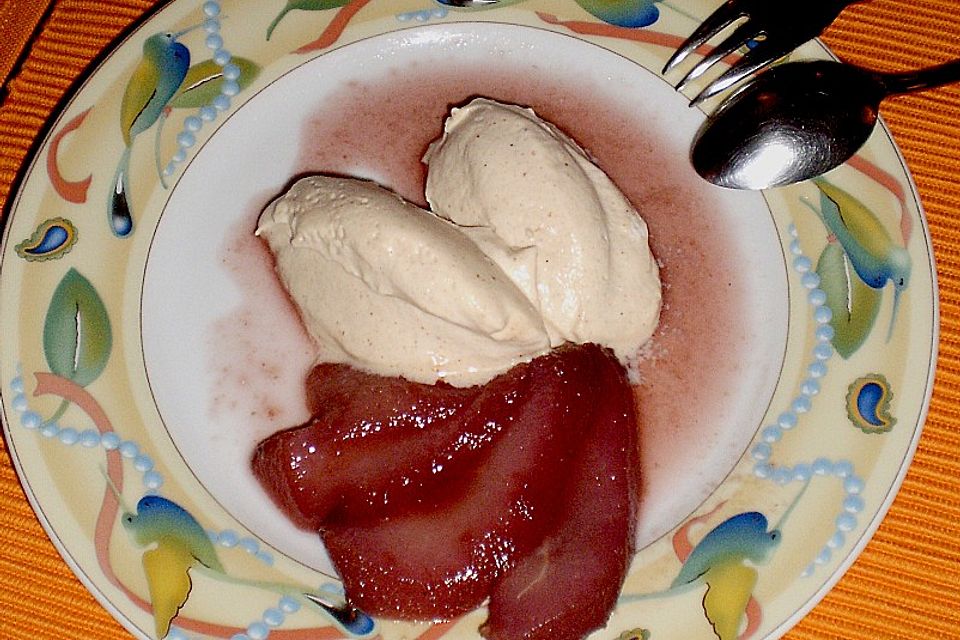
<box><xmin>257</xmin><ymin>99</ymin><xmax>662</xmax><ymax>386</ymax></box>
<box><xmin>256</xmin><ymin>175</ymin><xmax>551</xmax><ymax>387</ymax></box>
<box><xmin>424</xmin><ymin>98</ymin><xmax>662</xmax><ymax>366</ymax></box>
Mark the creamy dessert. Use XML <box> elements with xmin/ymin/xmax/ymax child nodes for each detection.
<box><xmin>256</xmin><ymin>175</ymin><xmax>550</xmax><ymax>387</ymax></box>
<box><xmin>256</xmin><ymin>98</ymin><xmax>661</xmax><ymax>384</ymax></box>
<box><xmin>252</xmin><ymin>99</ymin><xmax>661</xmax><ymax>640</ymax></box>
<box><xmin>424</xmin><ymin>99</ymin><xmax>661</xmax><ymax>364</ymax></box>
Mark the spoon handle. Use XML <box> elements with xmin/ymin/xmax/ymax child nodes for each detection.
<box><xmin>881</xmin><ymin>57</ymin><xmax>960</xmax><ymax>95</ymax></box>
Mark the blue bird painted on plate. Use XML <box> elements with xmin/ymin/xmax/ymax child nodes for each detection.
<box><xmin>625</xmin><ymin>483</ymin><xmax>810</xmax><ymax>640</ymax></box>
<box><xmin>574</xmin><ymin>0</ymin><xmax>660</xmax><ymax>27</ymax></box>
<box><xmin>110</xmin><ymin>27</ymin><xmax>196</xmax><ymax>238</ymax></box>
<box><xmin>671</xmin><ymin>511</ymin><xmax>780</xmax><ymax>640</ymax></box>
<box><xmin>120</xmin><ymin>495</ymin><xmax>222</xmax><ymax>639</ymax></box>
<box><xmin>811</xmin><ymin>178</ymin><xmax>911</xmax><ymax>339</ymax></box>
<box><xmin>434</xmin><ymin>0</ymin><xmax>660</xmax><ymax>27</ymax></box>
<box><xmin>109</xmin><ymin>483</ymin><xmax>376</xmax><ymax>639</ymax></box>
<box><xmin>672</xmin><ymin>512</ymin><xmax>781</xmax><ymax>588</ymax></box>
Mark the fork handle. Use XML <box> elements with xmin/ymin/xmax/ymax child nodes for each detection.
<box><xmin>881</xmin><ymin>58</ymin><xmax>960</xmax><ymax>95</ymax></box>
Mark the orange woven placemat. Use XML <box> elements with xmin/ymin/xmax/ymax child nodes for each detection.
<box><xmin>1</xmin><ymin>0</ymin><xmax>959</xmax><ymax>638</ymax></box>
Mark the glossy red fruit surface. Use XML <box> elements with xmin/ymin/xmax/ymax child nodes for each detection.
<box><xmin>253</xmin><ymin>343</ymin><xmax>639</xmax><ymax>636</ymax></box>
<box><xmin>321</xmin><ymin>345</ymin><xmax>600</xmax><ymax>618</ymax></box>
<box><xmin>252</xmin><ymin>362</ymin><xmax>481</xmax><ymax>528</ymax></box>
<box><xmin>482</xmin><ymin>349</ymin><xmax>640</xmax><ymax>640</ymax></box>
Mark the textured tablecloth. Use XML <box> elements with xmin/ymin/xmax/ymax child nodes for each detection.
<box><xmin>1</xmin><ymin>0</ymin><xmax>959</xmax><ymax>638</ymax></box>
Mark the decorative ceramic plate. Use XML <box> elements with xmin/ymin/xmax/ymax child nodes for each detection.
<box><xmin>0</xmin><ymin>0</ymin><xmax>937</xmax><ymax>639</ymax></box>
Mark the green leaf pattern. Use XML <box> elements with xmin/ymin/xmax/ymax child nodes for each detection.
<box><xmin>42</xmin><ymin>268</ymin><xmax>113</xmax><ymax>387</ymax></box>
<box><xmin>266</xmin><ymin>0</ymin><xmax>353</xmax><ymax>41</ymax></box>
<box><xmin>169</xmin><ymin>57</ymin><xmax>261</xmax><ymax>109</ymax></box>
<box><xmin>816</xmin><ymin>243</ymin><xmax>882</xmax><ymax>359</ymax></box>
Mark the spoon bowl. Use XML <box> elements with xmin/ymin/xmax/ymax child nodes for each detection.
<box><xmin>691</xmin><ymin>58</ymin><xmax>960</xmax><ymax>189</ymax></box>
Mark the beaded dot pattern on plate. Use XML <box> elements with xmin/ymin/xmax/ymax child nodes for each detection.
<box><xmin>4</xmin><ymin>365</ymin><xmax>335</xmax><ymax>640</ymax></box>
<box><xmin>9</xmin><ymin>366</ymin><xmax>276</xmax><ymax>558</ymax></box>
<box><xmin>161</xmin><ymin>1</ymin><xmax>239</xmax><ymax>184</ymax></box>
<box><xmin>749</xmin><ymin>224</ymin><xmax>865</xmax><ymax>578</ymax></box>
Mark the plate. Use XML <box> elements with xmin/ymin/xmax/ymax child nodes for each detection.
<box><xmin>0</xmin><ymin>0</ymin><xmax>937</xmax><ymax>639</ymax></box>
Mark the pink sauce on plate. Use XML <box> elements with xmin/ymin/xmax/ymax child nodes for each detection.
<box><xmin>213</xmin><ymin>61</ymin><xmax>752</xmax><ymax>544</ymax></box>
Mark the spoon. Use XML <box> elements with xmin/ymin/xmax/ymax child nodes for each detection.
<box><xmin>690</xmin><ymin>57</ymin><xmax>960</xmax><ymax>189</ymax></box>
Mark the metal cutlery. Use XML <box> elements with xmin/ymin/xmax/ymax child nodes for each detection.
<box><xmin>689</xmin><ymin>57</ymin><xmax>960</xmax><ymax>189</ymax></box>
<box><xmin>663</xmin><ymin>0</ymin><xmax>865</xmax><ymax>105</ymax></box>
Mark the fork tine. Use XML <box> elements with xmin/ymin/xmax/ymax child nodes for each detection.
<box><xmin>689</xmin><ymin>37</ymin><xmax>796</xmax><ymax>105</ymax></box>
<box><xmin>662</xmin><ymin>0</ymin><xmax>745</xmax><ymax>74</ymax></box>
<box><xmin>675</xmin><ymin>20</ymin><xmax>756</xmax><ymax>92</ymax></box>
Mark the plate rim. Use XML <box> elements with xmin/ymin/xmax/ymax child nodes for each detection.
<box><xmin>0</xmin><ymin>0</ymin><xmax>941</xmax><ymax>638</ymax></box>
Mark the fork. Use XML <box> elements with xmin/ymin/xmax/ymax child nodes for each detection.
<box><xmin>663</xmin><ymin>0</ymin><xmax>865</xmax><ymax>106</ymax></box>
